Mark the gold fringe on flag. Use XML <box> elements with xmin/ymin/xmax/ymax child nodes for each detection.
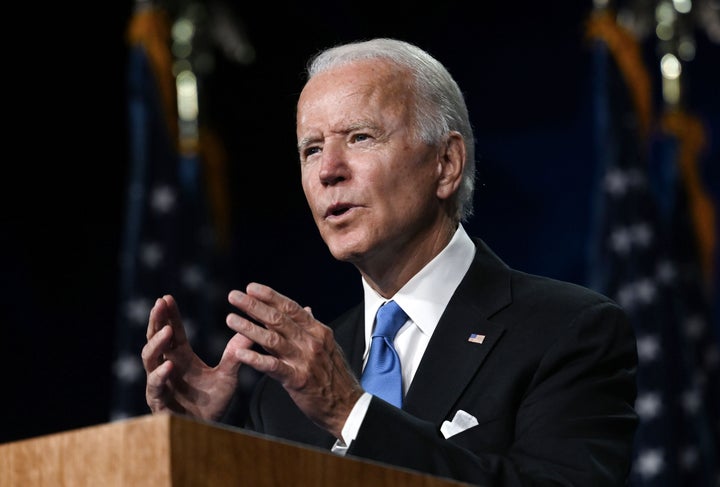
<box><xmin>661</xmin><ymin>109</ymin><xmax>717</xmax><ymax>288</ymax></box>
<box><xmin>127</xmin><ymin>6</ymin><xmax>179</xmax><ymax>148</ymax></box>
<box><xmin>127</xmin><ymin>7</ymin><xmax>232</xmax><ymax>252</ymax></box>
<box><xmin>585</xmin><ymin>10</ymin><xmax>653</xmax><ymax>139</ymax></box>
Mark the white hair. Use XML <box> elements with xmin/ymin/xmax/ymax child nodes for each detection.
<box><xmin>306</xmin><ymin>38</ymin><xmax>476</xmax><ymax>222</ymax></box>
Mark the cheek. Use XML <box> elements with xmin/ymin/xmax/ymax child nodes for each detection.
<box><xmin>386</xmin><ymin>164</ymin><xmax>436</xmax><ymax>203</ymax></box>
<box><xmin>300</xmin><ymin>186</ymin><xmax>323</xmax><ymax>224</ymax></box>
<box><xmin>300</xmin><ymin>169</ymin><xmax>317</xmax><ymax>202</ymax></box>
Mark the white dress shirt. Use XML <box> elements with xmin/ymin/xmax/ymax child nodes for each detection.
<box><xmin>332</xmin><ymin>224</ymin><xmax>476</xmax><ymax>454</ymax></box>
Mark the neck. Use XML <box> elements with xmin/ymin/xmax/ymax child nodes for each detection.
<box><xmin>357</xmin><ymin>220</ymin><xmax>458</xmax><ymax>298</ymax></box>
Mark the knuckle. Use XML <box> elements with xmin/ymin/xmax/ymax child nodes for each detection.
<box><xmin>140</xmin><ymin>344</ymin><xmax>154</xmax><ymax>364</ymax></box>
<box><xmin>293</xmin><ymin>374</ymin><xmax>309</xmax><ymax>390</ymax></box>
<box><xmin>280</xmin><ymin>298</ymin><xmax>301</xmax><ymax>315</ymax></box>
<box><xmin>267</xmin><ymin>309</ymin><xmax>284</xmax><ymax>326</ymax></box>
<box><xmin>306</xmin><ymin>338</ymin><xmax>324</xmax><ymax>355</ymax></box>
<box><xmin>317</xmin><ymin>325</ymin><xmax>335</xmax><ymax>345</ymax></box>
<box><xmin>265</xmin><ymin>330</ymin><xmax>281</xmax><ymax>349</ymax></box>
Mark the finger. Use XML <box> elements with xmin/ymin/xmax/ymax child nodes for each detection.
<box><xmin>246</xmin><ymin>283</ymin><xmax>312</xmax><ymax>325</ymax></box>
<box><xmin>227</xmin><ymin>288</ymin><xmax>287</xmax><ymax>333</ymax></box>
<box><xmin>145</xmin><ymin>360</ymin><xmax>173</xmax><ymax>412</ymax></box>
<box><xmin>247</xmin><ymin>284</ymin><xmax>320</xmax><ymax>335</ymax></box>
<box><xmin>147</xmin><ymin>298</ymin><xmax>168</xmax><ymax>340</ymax></box>
<box><xmin>226</xmin><ymin>311</ymin><xmax>286</xmax><ymax>355</ymax></box>
<box><xmin>216</xmin><ymin>333</ymin><xmax>254</xmax><ymax>375</ymax></box>
<box><xmin>234</xmin><ymin>342</ymin><xmax>291</xmax><ymax>381</ymax></box>
<box><xmin>158</xmin><ymin>294</ymin><xmax>190</xmax><ymax>346</ymax></box>
<box><xmin>229</xmin><ymin>284</ymin><xmax>314</xmax><ymax>335</ymax></box>
<box><xmin>141</xmin><ymin>324</ymin><xmax>173</xmax><ymax>371</ymax></box>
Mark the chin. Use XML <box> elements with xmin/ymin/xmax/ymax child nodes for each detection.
<box><xmin>325</xmin><ymin>236</ymin><xmax>369</xmax><ymax>263</ymax></box>
<box><xmin>327</xmin><ymin>244</ymin><xmax>359</xmax><ymax>263</ymax></box>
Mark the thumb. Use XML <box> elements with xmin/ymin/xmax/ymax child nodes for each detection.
<box><xmin>217</xmin><ymin>333</ymin><xmax>254</xmax><ymax>375</ymax></box>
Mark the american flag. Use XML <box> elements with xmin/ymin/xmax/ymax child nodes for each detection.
<box><xmin>110</xmin><ymin>5</ymin><xmax>240</xmax><ymax>421</ymax></box>
<box><xmin>586</xmin><ymin>9</ymin><xmax>720</xmax><ymax>486</ymax></box>
<box><xmin>468</xmin><ymin>333</ymin><xmax>486</xmax><ymax>344</ymax></box>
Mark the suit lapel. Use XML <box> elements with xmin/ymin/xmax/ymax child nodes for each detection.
<box><xmin>331</xmin><ymin>238</ymin><xmax>514</xmax><ymax>424</ymax></box>
<box><xmin>404</xmin><ymin>238</ymin><xmax>512</xmax><ymax>423</ymax></box>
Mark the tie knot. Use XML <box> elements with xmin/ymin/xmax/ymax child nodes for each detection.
<box><xmin>373</xmin><ymin>300</ymin><xmax>407</xmax><ymax>340</ymax></box>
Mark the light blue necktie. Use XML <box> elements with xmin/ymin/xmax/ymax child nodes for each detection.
<box><xmin>361</xmin><ymin>300</ymin><xmax>408</xmax><ymax>408</ymax></box>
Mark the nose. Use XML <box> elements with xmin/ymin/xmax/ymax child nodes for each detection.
<box><xmin>318</xmin><ymin>141</ymin><xmax>349</xmax><ymax>186</ymax></box>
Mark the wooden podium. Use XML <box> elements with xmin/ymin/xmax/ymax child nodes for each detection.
<box><xmin>0</xmin><ymin>413</ymin><xmax>470</xmax><ymax>486</ymax></box>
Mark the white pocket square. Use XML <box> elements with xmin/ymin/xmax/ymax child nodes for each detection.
<box><xmin>440</xmin><ymin>409</ymin><xmax>479</xmax><ymax>439</ymax></box>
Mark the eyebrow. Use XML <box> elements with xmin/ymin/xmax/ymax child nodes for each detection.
<box><xmin>297</xmin><ymin>121</ymin><xmax>383</xmax><ymax>152</ymax></box>
<box><xmin>297</xmin><ymin>136</ymin><xmax>318</xmax><ymax>152</ymax></box>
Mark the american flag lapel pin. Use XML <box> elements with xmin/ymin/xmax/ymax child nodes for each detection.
<box><xmin>468</xmin><ymin>333</ymin><xmax>485</xmax><ymax>344</ymax></box>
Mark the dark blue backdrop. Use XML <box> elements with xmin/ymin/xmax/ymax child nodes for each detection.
<box><xmin>1</xmin><ymin>1</ymin><xmax>718</xmax><ymax>460</ymax></box>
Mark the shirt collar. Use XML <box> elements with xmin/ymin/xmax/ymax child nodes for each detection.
<box><xmin>362</xmin><ymin>224</ymin><xmax>476</xmax><ymax>339</ymax></box>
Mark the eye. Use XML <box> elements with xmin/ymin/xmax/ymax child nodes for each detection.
<box><xmin>350</xmin><ymin>133</ymin><xmax>370</xmax><ymax>143</ymax></box>
<box><xmin>301</xmin><ymin>146</ymin><xmax>321</xmax><ymax>161</ymax></box>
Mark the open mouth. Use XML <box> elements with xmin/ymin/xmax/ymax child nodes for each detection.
<box><xmin>326</xmin><ymin>203</ymin><xmax>353</xmax><ymax>218</ymax></box>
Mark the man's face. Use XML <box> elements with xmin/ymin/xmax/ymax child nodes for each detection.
<box><xmin>297</xmin><ymin>59</ymin><xmax>446</xmax><ymax>270</ymax></box>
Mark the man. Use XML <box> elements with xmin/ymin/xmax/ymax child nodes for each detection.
<box><xmin>143</xmin><ymin>38</ymin><xmax>638</xmax><ymax>485</ymax></box>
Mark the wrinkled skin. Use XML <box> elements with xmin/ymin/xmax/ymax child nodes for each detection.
<box><xmin>142</xmin><ymin>57</ymin><xmax>465</xmax><ymax>439</ymax></box>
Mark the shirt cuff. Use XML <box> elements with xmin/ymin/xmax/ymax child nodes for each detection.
<box><xmin>330</xmin><ymin>392</ymin><xmax>373</xmax><ymax>455</ymax></box>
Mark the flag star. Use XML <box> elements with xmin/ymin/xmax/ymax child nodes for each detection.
<box><xmin>617</xmin><ymin>284</ymin><xmax>638</xmax><ymax>310</ymax></box>
<box><xmin>113</xmin><ymin>354</ymin><xmax>144</xmax><ymax>383</ymax></box>
<box><xmin>609</xmin><ymin>227</ymin><xmax>633</xmax><ymax>255</ymax></box>
<box><xmin>126</xmin><ymin>297</ymin><xmax>153</xmax><ymax>325</ymax></box>
<box><xmin>630</xmin><ymin>222</ymin><xmax>653</xmax><ymax>248</ymax></box>
<box><xmin>181</xmin><ymin>263</ymin><xmax>205</xmax><ymax>290</ymax></box>
<box><xmin>634</xmin><ymin>448</ymin><xmax>665</xmax><ymax>479</ymax></box>
<box><xmin>150</xmin><ymin>184</ymin><xmax>177</xmax><ymax>214</ymax></box>
<box><xmin>140</xmin><ymin>241</ymin><xmax>164</xmax><ymax>269</ymax></box>
<box><xmin>604</xmin><ymin>168</ymin><xmax>630</xmax><ymax>195</ymax></box>
<box><xmin>636</xmin><ymin>334</ymin><xmax>661</xmax><ymax>363</ymax></box>
<box><xmin>655</xmin><ymin>259</ymin><xmax>676</xmax><ymax>284</ymax></box>
<box><xmin>616</xmin><ymin>279</ymin><xmax>656</xmax><ymax>310</ymax></box>
<box><xmin>635</xmin><ymin>278</ymin><xmax>657</xmax><ymax>305</ymax></box>
<box><xmin>635</xmin><ymin>391</ymin><xmax>663</xmax><ymax>420</ymax></box>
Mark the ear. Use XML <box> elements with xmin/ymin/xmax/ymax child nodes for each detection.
<box><xmin>436</xmin><ymin>131</ymin><xmax>466</xmax><ymax>201</ymax></box>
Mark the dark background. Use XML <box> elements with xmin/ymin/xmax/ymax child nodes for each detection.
<box><xmin>1</xmin><ymin>1</ymin><xmax>718</xmax><ymax>443</ymax></box>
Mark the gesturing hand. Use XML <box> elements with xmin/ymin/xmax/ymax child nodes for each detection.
<box><xmin>142</xmin><ymin>294</ymin><xmax>253</xmax><ymax>421</ymax></box>
<box><xmin>227</xmin><ymin>283</ymin><xmax>364</xmax><ymax>439</ymax></box>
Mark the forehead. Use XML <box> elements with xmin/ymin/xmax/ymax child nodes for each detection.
<box><xmin>296</xmin><ymin>59</ymin><xmax>413</xmax><ymax>128</ymax></box>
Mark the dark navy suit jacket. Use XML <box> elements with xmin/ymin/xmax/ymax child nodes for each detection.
<box><xmin>245</xmin><ymin>238</ymin><xmax>638</xmax><ymax>486</ymax></box>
